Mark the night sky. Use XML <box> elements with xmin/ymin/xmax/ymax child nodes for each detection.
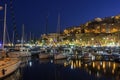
<box><xmin>0</xmin><ymin>0</ymin><xmax>120</xmax><ymax>40</ymax></box>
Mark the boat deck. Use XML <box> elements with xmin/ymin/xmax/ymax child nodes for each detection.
<box><xmin>0</xmin><ymin>58</ymin><xmax>20</xmax><ymax>79</ymax></box>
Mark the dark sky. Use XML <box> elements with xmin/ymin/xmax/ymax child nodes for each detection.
<box><xmin>1</xmin><ymin>0</ymin><xmax>120</xmax><ymax>40</ymax></box>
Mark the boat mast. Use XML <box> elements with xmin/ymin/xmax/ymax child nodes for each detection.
<box><xmin>12</xmin><ymin>31</ymin><xmax>14</xmax><ymax>46</ymax></box>
<box><xmin>21</xmin><ymin>24</ymin><xmax>24</xmax><ymax>47</ymax></box>
<box><xmin>30</xmin><ymin>32</ymin><xmax>31</xmax><ymax>43</ymax></box>
<box><xmin>57</xmin><ymin>13</ymin><xmax>60</xmax><ymax>42</ymax></box>
<box><xmin>57</xmin><ymin>13</ymin><xmax>60</xmax><ymax>34</ymax></box>
<box><xmin>45</xmin><ymin>15</ymin><xmax>48</xmax><ymax>35</ymax></box>
<box><xmin>2</xmin><ymin>4</ymin><xmax>7</xmax><ymax>49</ymax></box>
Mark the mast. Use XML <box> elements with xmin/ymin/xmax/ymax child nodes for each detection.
<box><xmin>57</xmin><ymin>13</ymin><xmax>60</xmax><ymax>34</ymax></box>
<box><xmin>30</xmin><ymin>32</ymin><xmax>31</xmax><ymax>43</ymax></box>
<box><xmin>21</xmin><ymin>24</ymin><xmax>24</xmax><ymax>47</ymax></box>
<box><xmin>2</xmin><ymin>4</ymin><xmax>7</xmax><ymax>49</ymax></box>
<box><xmin>56</xmin><ymin>13</ymin><xmax>60</xmax><ymax>42</ymax></box>
<box><xmin>12</xmin><ymin>31</ymin><xmax>14</xmax><ymax>46</ymax></box>
<box><xmin>45</xmin><ymin>15</ymin><xmax>48</xmax><ymax>35</ymax></box>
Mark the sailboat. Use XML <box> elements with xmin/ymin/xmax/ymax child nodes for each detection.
<box><xmin>0</xmin><ymin>4</ymin><xmax>10</xmax><ymax>58</ymax></box>
<box><xmin>39</xmin><ymin>49</ymin><xmax>51</xmax><ymax>59</ymax></box>
<box><xmin>8</xmin><ymin>24</ymin><xmax>31</xmax><ymax>58</ymax></box>
<box><xmin>39</xmin><ymin>15</ymin><xmax>51</xmax><ymax>59</ymax></box>
<box><xmin>0</xmin><ymin>4</ymin><xmax>21</xmax><ymax>79</ymax></box>
<box><xmin>53</xmin><ymin>13</ymin><xmax>67</xmax><ymax>60</ymax></box>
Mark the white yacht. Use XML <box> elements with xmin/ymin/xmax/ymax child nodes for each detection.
<box><xmin>8</xmin><ymin>47</ymin><xmax>31</xmax><ymax>58</ymax></box>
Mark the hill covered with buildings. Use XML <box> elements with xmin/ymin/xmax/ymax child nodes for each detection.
<box><xmin>64</xmin><ymin>14</ymin><xmax>120</xmax><ymax>34</ymax></box>
<box><xmin>41</xmin><ymin>14</ymin><xmax>120</xmax><ymax>47</ymax></box>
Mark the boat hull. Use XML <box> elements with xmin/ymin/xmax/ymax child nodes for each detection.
<box><xmin>0</xmin><ymin>58</ymin><xmax>21</xmax><ymax>79</ymax></box>
<box><xmin>54</xmin><ymin>54</ymin><xmax>67</xmax><ymax>60</ymax></box>
<box><xmin>8</xmin><ymin>51</ymin><xmax>31</xmax><ymax>58</ymax></box>
<box><xmin>39</xmin><ymin>53</ymin><xmax>50</xmax><ymax>59</ymax></box>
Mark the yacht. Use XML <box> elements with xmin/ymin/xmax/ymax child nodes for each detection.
<box><xmin>8</xmin><ymin>47</ymin><xmax>31</xmax><ymax>58</ymax></box>
<box><xmin>0</xmin><ymin>4</ymin><xmax>21</xmax><ymax>79</ymax></box>
<box><xmin>39</xmin><ymin>48</ymin><xmax>50</xmax><ymax>59</ymax></box>
<box><xmin>54</xmin><ymin>53</ymin><xmax>67</xmax><ymax>60</ymax></box>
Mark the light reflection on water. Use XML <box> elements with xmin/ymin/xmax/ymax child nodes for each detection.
<box><xmin>63</xmin><ymin>60</ymin><xmax>120</xmax><ymax>79</ymax></box>
<box><xmin>39</xmin><ymin>58</ymin><xmax>120</xmax><ymax>80</ymax></box>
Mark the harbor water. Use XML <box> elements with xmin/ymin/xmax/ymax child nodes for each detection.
<box><xmin>2</xmin><ymin>56</ymin><xmax>120</xmax><ymax>80</ymax></box>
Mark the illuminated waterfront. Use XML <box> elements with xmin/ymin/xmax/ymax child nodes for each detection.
<box><xmin>1</xmin><ymin>0</ymin><xmax>120</xmax><ymax>80</ymax></box>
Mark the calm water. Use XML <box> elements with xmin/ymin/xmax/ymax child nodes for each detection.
<box><xmin>3</xmin><ymin>57</ymin><xmax>120</xmax><ymax>80</ymax></box>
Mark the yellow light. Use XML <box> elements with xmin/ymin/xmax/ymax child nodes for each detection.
<box><xmin>92</xmin><ymin>62</ymin><xmax>95</xmax><ymax>68</ymax></box>
<box><xmin>108</xmin><ymin>61</ymin><xmax>111</xmax><ymax>68</ymax></box>
<box><xmin>64</xmin><ymin>62</ymin><xmax>67</xmax><ymax>67</ymax></box>
<box><xmin>103</xmin><ymin>62</ymin><xmax>105</xmax><ymax>69</ymax></box>
<box><xmin>79</xmin><ymin>60</ymin><xmax>81</xmax><ymax>67</ymax></box>
<box><xmin>112</xmin><ymin>69</ymin><xmax>114</xmax><ymax>74</ymax></box>
<box><xmin>76</xmin><ymin>60</ymin><xmax>78</xmax><ymax>67</ymax></box>
<box><xmin>74</xmin><ymin>63</ymin><xmax>76</xmax><ymax>69</ymax></box>
<box><xmin>91</xmin><ymin>38</ymin><xmax>94</xmax><ymax>41</ymax></box>
<box><xmin>113</xmin><ymin>62</ymin><xmax>116</xmax><ymax>70</ymax></box>
<box><xmin>97</xmin><ymin>65</ymin><xmax>100</xmax><ymax>70</ymax></box>
<box><xmin>85</xmin><ymin>64</ymin><xmax>88</xmax><ymax>67</ymax></box>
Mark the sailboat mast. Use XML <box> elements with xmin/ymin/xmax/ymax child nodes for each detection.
<box><xmin>57</xmin><ymin>13</ymin><xmax>60</xmax><ymax>34</ymax></box>
<box><xmin>56</xmin><ymin>13</ymin><xmax>60</xmax><ymax>42</ymax></box>
<box><xmin>21</xmin><ymin>24</ymin><xmax>24</xmax><ymax>47</ymax></box>
<box><xmin>30</xmin><ymin>32</ymin><xmax>31</xmax><ymax>43</ymax></box>
<box><xmin>2</xmin><ymin>4</ymin><xmax>7</xmax><ymax>49</ymax></box>
<box><xmin>12</xmin><ymin>31</ymin><xmax>14</xmax><ymax>46</ymax></box>
<box><xmin>45</xmin><ymin>15</ymin><xmax>48</xmax><ymax>35</ymax></box>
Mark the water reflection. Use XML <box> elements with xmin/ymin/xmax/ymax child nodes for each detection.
<box><xmin>39</xmin><ymin>59</ymin><xmax>50</xmax><ymax>64</ymax></box>
<box><xmin>39</xmin><ymin>59</ymin><xmax>120</xmax><ymax>80</ymax></box>
<box><xmin>63</xmin><ymin>60</ymin><xmax>120</xmax><ymax>79</ymax></box>
<box><xmin>29</xmin><ymin>61</ymin><xmax>32</xmax><ymax>67</ymax></box>
<box><xmin>3</xmin><ymin>57</ymin><xmax>120</xmax><ymax>80</ymax></box>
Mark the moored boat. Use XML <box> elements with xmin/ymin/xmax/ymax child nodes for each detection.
<box><xmin>39</xmin><ymin>53</ymin><xmax>50</xmax><ymax>59</ymax></box>
<box><xmin>0</xmin><ymin>58</ymin><xmax>21</xmax><ymax>79</ymax></box>
<box><xmin>8</xmin><ymin>47</ymin><xmax>31</xmax><ymax>58</ymax></box>
<box><xmin>54</xmin><ymin>53</ymin><xmax>67</xmax><ymax>60</ymax></box>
